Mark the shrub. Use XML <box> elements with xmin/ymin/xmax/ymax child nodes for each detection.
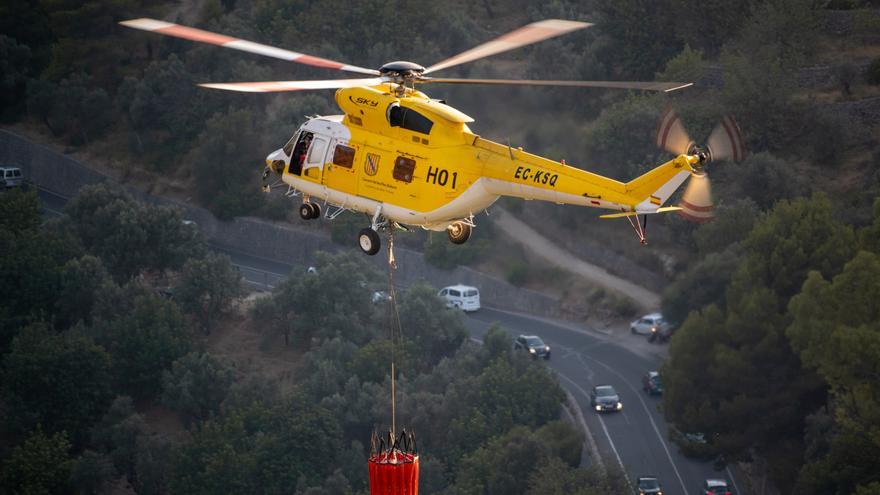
<box><xmin>867</xmin><ymin>58</ymin><xmax>880</xmax><ymax>85</ymax></box>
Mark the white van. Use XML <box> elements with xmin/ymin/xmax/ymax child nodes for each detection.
<box><xmin>1</xmin><ymin>167</ymin><xmax>23</xmax><ymax>188</ymax></box>
<box><xmin>438</xmin><ymin>284</ymin><xmax>480</xmax><ymax>312</ymax></box>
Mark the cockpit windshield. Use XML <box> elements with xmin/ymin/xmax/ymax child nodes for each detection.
<box><xmin>283</xmin><ymin>132</ymin><xmax>299</xmax><ymax>156</ymax></box>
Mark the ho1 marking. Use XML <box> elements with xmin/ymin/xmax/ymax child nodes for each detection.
<box><xmin>426</xmin><ymin>166</ymin><xmax>458</xmax><ymax>189</ymax></box>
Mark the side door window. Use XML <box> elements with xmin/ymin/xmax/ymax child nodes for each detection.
<box><xmin>306</xmin><ymin>137</ymin><xmax>328</xmax><ymax>166</ymax></box>
<box><xmin>332</xmin><ymin>144</ymin><xmax>356</xmax><ymax>168</ymax></box>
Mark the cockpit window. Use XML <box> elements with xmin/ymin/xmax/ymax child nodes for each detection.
<box><xmin>283</xmin><ymin>133</ymin><xmax>298</xmax><ymax>156</ymax></box>
<box><xmin>388</xmin><ymin>104</ymin><xmax>433</xmax><ymax>135</ymax></box>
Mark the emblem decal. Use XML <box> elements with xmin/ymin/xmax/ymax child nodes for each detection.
<box><xmin>365</xmin><ymin>153</ymin><xmax>380</xmax><ymax>176</ymax></box>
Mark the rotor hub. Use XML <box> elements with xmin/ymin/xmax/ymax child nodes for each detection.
<box><xmin>379</xmin><ymin>61</ymin><xmax>425</xmax><ymax>83</ymax></box>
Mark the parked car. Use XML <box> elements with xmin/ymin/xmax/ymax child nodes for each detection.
<box><xmin>589</xmin><ymin>385</ymin><xmax>622</xmax><ymax>412</ymax></box>
<box><xmin>642</xmin><ymin>371</ymin><xmax>663</xmax><ymax>395</ymax></box>
<box><xmin>630</xmin><ymin>313</ymin><xmax>669</xmax><ymax>336</ymax></box>
<box><xmin>438</xmin><ymin>284</ymin><xmax>480</xmax><ymax>312</ymax></box>
<box><xmin>700</xmin><ymin>479</ymin><xmax>731</xmax><ymax>495</ymax></box>
<box><xmin>513</xmin><ymin>334</ymin><xmax>550</xmax><ymax>359</ymax></box>
<box><xmin>636</xmin><ymin>475</ymin><xmax>663</xmax><ymax>494</ymax></box>
<box><xmin>1</xmin><ymin>166</ymin><xmax>23</xmax><ymax>188</ymax></box>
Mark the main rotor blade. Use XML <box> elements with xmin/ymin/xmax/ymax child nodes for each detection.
<box><xmin>198</xmin><ymin>77</ymin><xmax>387</xmax><ymax>92</ymax></box>
<box><xmin>423</xmin><ymin>19</ymin><xmax>592</xmax><ymax>75</ymax></box>
<box><xmin>120</xmin><ymin>18</ymin><xmax>380</xmax><ymax>76</ymax></box>
<box><xmin>420</xmin><ymin>77</ymin><xmax>692</xmax><ymax>92</ymax></box>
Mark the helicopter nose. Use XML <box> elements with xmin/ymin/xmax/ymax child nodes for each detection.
<box><xmin>266</xmin><ymin>148</ymin><xmax>287</xmax><ymax>175</ymax></box>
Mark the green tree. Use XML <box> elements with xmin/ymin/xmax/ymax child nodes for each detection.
<box><xmin>0</xmin><ymin>429</ymin><xmax>74</xmax><ymax>495</ymax></box>
<box><xmin>51</xmin><ymin>73</ymin><xmax>113</xmax><ymax>145</ymax></box>
<box><xmin>449</xmin><ymin>426</ymin><xmax>551</xmax><ymax>495</ymax></box>
<box><xmin>90</xmin><ymin>396</ymin><xmax>146</xmax><ymax>481</ymax></box>
<box><xmin>526</xmin><ymin>457</ymin><xmax>628</xmax><ymax>495</ymax></box>
<box><xmin>2</xmin><ymin>324</ymin><xmax>113</xmax><ymax>442</ymax></box>
<box><xmin>714</xmin><ymin>152</ymin><xmax>805</xmax><ymax>211</ymax></box>
<box><xmin>692</xmin><ymin>198</ymin><xmax>758</xmax><ymax>256</ymax></box>
<box><xmin>162</xmin><ymin>352</ymin><xmax>237</xmax><ymax>424</ymax></box>
<box><xmin>65</xmin><ymin>183</ymin><xmax>204</xmax><ymax>281</ymax></box>
<box><xmin>188</xmin><ymin>108</ymin><xmax>266</xmax><ymax>219</ymax></box>
<box><xmin>54</xmin><ymin>255</ymin><xmax>112</xmax><ymax>329</ymax></box>
<box><xmin>0</xmin><ymin>218</ymin><xmax>82</xmax><ymax>350</ymax></box>
<box><xmin>251</xmin><ymin>251</ymin><xmax>379</xmax><ymax>346</ymax></box>
<box><xmin>656</xmin><ymin>44</ymin><xmax>704</xmax><ymax>82</ymax></box>
<box><xmin>91</xmin><ymin>284</ymin><xmax>193</xmax><ymax>398</ymax></box>
<box><xmin>592</xmin><ymin>0</ymin><xmax>682</xmax><ymax>79</ymax></box>
<box><xmin>661</xmin><ymin>248</ymin><xmax>740</xmax><ymax>326</ymax></box>
<box><xmin>69</xmin><ymin>450</ymin><xmax>116</xmax><ymax>495</ymax></box>
<box><xmin>664</xmin><ymin>195</ymin><xmax>858</xmax><ymax>484</ymax></box>
<box><xmin>0</xmin><ymin>186</ymin><xmax>41</xmax><ymax>235</ymax></box>
<box><xmin>396</xmin><ymin>281</ymin><xmax>468</xmax><ymax>367</ymax></box>
<box><xmin>787</xmin><ymin>251</ymin><xmax>880</xmax><ymax>493</ymax></box>
<box><xmin>861</xmin><ymin>198</ymin><xmax>880</xmax><ymax>253</ymax></box>
<box><xmin>171</xmin><ymin>397</ymin><xmax>343</xmax><ymax>494</ymax></box>
<box><xmin>175</xmin><ymin>253</ymin><xmax>243</xmax><ymax>334</ymax></box>
<box><xmin>0</xmin><ymin>35</ymin><xmax>33</xmax><ymax>119</ymax></box>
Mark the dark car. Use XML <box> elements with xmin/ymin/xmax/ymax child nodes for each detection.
<box><xmin>514</xmin><ymin>334</ymin><xmax>550</xmax><ymax>359</ymax></box>
<box><xmin>589</xmin><ymin>385</ymin><xmax>622</xmax><ymax>412</ymax></box>
<box><xmin>642</xmin><ymin>371</ymin><xmax>663</xmax><ymax>395</ymax></box>
<box><xmin>637</xmin><ymin>476</ymin><xmax>663</xmax><ymax>494</ymax></box>
<box><xmin>700</xmin><ymin>479</ymin><xmax>731</xmax><ymax>494</ymax></box>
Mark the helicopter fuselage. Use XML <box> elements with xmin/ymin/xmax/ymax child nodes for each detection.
<box><xmin>265</xmin><ymin>84</ymin><xmax>697</xmax><ymax>231</ymax></box>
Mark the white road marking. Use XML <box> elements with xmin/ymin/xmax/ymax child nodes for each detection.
<box><xmin>597</xmin><ymin>413</ymin><xmax>627</xmax><ymax>480</ymax></box>
<box><xmin>585</xmin><ymin>355</ymin><xmax>690</xmax><ymax>495</ymax></box>
<box><xmin>726</xmin><ymin>466</ymin><xmax>741</xmax><ymax>495</ymax></box>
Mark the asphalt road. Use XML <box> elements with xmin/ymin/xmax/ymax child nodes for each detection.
<box><xmin>464</xmin><ymin>308</ymin><xmax>742</xmax><ymax>495</ymax></box>
<box><xmin>36</xmin><ymin>186</ymin><xmax>742</xmax><ymax>494</ymax></box>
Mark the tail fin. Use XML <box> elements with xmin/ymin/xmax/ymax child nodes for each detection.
<box><xmin>624</xmin><ymin>156</ymin><xmax>695</xmax><ymax>210</ymax></box>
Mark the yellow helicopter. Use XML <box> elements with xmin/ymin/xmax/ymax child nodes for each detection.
<box><xmin>121</xmin><ymin>18</ymin><xmax>744</xmax><ymax>255</ymax></box>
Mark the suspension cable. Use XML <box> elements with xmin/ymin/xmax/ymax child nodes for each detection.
<box><xmin>385</xmin><ymin>227</ymin><xmax>402</xmax><ymax>436</ymax></box>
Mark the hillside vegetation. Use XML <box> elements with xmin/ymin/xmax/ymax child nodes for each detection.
<box><xmin>2</xmin><ymin>0</ymin><xmax>880</xmax><ymax>493</ymax></box>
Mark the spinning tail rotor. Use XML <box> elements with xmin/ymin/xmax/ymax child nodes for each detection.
<box><xmin>655</xmin><ymin>108</ymin><xmax>746</xmax><ymax>222</ymax></box>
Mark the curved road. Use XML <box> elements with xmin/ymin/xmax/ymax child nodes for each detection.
<box><xmin>464</xmin><ymin>308</ymin><xmax>742</xmax><ymax>495</ymax></box>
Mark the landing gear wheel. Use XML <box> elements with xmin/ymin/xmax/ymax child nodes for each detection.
<box><xmin>299</xmin><ymin>203</ymin><xmax>314</xmax><ymax>220</ymax></box>
<box><xmin>447</xmin><ymin>222</ymin><xmax>472</xmax><ymax>244</ymax></box>
<box><xmin>358</xmin><ymin>228</ymin><xmax>381</xmax><ymax>255</ymax></box>
<box><xmin>309</xmin><ymin>202</ymin><xmax>321</xmax><ymax>219</ymax></box>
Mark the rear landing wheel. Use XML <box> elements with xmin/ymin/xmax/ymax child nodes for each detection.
<box><xmin>447</xmin><ymin>222</ymin><xmax>472</xmax><ymax>244</ymax></box>
<box><xmin>309</xmin><ymin>202</ymin><xmax>321</xmax><ymax>219</ymax></box>
<box><xmin>358</xmin><ymin>228</ymin><xmax>381</xmax><ymax>255</ymax></box>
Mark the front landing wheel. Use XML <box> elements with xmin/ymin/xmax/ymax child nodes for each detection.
<box><xmin>358</xmin><ymin>228</ymin><xmax>381</xmax><ymax>255</ymax></box>
<box><xmin>447</xmin><ymin>222</ymin><xmax>472</xmax><ymax>245</ymax></box>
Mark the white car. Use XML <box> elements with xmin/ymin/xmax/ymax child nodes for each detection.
<box><xmin>630</xmin><ymin>313</ymin><xmax>668</xmax><ymax>335</ymax></box>
<box><xmin>438</xmin><ymin>284</ymin><xmax>480</xmax><ymax>312</ymax></box>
